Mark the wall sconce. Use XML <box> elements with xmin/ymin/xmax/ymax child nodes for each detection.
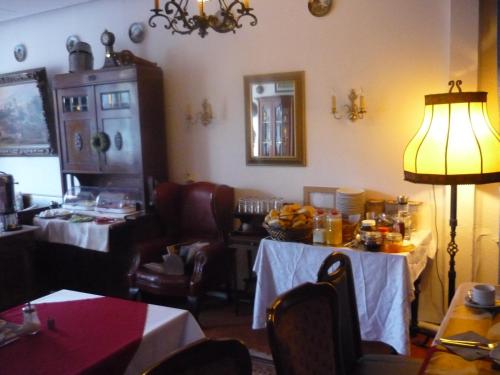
<box><xmin>332</xmin><ymin>89</ymin><xmax>366</xmax><ymax>122</ymax></box>
<box><xmin>186</xmin><ymin>99</ymin><xmax>213</xmax><ymax>126</ymax></box>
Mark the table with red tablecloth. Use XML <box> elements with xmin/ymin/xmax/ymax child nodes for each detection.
<box><xmin>0</xmin><ymin>290</ymin><xmax>205</xmax><ymax>375</ymax></box>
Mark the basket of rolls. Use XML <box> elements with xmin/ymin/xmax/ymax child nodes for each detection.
<box><xmin>263</xmin><ymin>203</ymin><xmax>315</xmax><ymax>242</ymax></box>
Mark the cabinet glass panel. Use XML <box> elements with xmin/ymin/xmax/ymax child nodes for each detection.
<box><xmin>100</xmin><ymin>91</ymin><xmax>131</xmax><ymax>110</ymax></box>
<box><xmin>62</xmin><ymin>95</ymin><xmax>88</xmax><ymax>112</ymax></box>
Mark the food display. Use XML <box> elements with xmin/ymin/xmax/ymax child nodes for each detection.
<box><xmin>62</xmin><ymin>187</ymin><xmax>97</xmax><ymax>211</ymax></box>
<box><xmin>61</xmin><ymin>186</ymin><xmax>139</xmax><ymax>214</ymax></box>
<box><xmin>263</xmin><ymin>204</ymin><xmax>315</xmax><ymax>241</ymax></box>
<box><xmin>96</xmin><ymin>191</ymin><xmax>138</xmax><ymax>214</ymax></box>
<box><xmin>264</xmin><ymin>203</ymin><xmax>315</xmax><ymax>230</ymax></box>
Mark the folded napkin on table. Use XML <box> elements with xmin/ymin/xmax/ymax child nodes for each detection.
<box><xmin>441</xmin><ymin>331</ymin><xmax>490</xmax><ymax>361</ymax></box>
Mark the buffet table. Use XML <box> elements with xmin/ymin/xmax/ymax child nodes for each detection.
<box><xmin>252</xmin><ymin>230</ymin><xmax>433</xmax><ymax>355</ymax></box>
<box><xmin>33</xmin><ymin>214</ymin><xmax>126</xmax><ymax>252</ymax></box>
<box><xmin>0</xmin><ymin>290</ymin><xmax>204</xmax><ymax>375</ymax></box>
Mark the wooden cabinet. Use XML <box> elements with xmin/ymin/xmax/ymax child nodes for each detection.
<box><xmin>53</xmin><ymin>64</ymin><xmax>166</xmax><ymax>209</ymax></box>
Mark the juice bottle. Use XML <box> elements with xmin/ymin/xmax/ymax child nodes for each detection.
<box><xmin>325</xmin><ymin>210</ymin><xmax>342</xmax><ymax>246</ymax></box>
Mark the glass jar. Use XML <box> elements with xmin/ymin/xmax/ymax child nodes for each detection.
<box><xmin>312</xmin><ymin>213</ymin><xmax>326</xmax><ymax>244</ymax></box>
<box><xmin>22</xmin><ymin>303</ymin><xmax>40</xmax><ymax>335</ymax></box>
<box><xmin>364</xmin><ymin>231</ymin><xmax>382</xmax><ymax>252</ymax></box>
<box><xmin>384</xmin><ymin>232</ymin><xmax>403</xmax><ymax>253</ymax></box>
<box><xmin>359</xmin><ymin>219</ymin><xmax>376</xmax><ymax>245</ymax></box>
<box><xmin>325</xmin><ymin>211</ymin><xmax>342</xmax><ymax>246</ymax></box>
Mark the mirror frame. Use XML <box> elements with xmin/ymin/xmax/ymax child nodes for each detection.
<box><xmin>244</xmin><ymin>71</ymin><xmax>306</xmax><ymax>166</ymax></box>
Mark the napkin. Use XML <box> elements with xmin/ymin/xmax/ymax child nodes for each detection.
<box><xmin>441</xmin><ymin>331</ymin><xmax>490</xmax><ymax>361</ymax></box>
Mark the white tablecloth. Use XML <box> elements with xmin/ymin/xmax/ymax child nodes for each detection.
<box><xmin>33</xmin><ymin>217</ymin><xmax>119</xmax><ymax>252</ymax></box>
<box><xmin>33</xmin><ymin>290</ymin><xmax>205</xmax><ymax>374</ymax></box>
<box><xmin>252</xmin><ymin>230</ymin><xmax>432</xmax><ymax>355</ymax></box>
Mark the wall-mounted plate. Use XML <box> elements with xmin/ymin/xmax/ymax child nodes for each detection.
<box><xmin>14</xmin><ymin>44</ymin><xmax>27</xmax><ymax>62</ymax></box>
<box><xmin>66</xmin><ymin>35</ymin><xmax>80</xmax><ymax>52</ymax></box>
<box><xmin>308</xmin><ymin>0</ymin><xmax>332</xmax><ymax>17</ymax></box>
<box><xmin>128</xmin><ymin>22</ymin><xmax>145</xmax><ymax>43</ymax></box>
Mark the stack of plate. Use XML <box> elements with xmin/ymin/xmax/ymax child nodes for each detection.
<box><xmin>335</xmin><ymin>188</ymin><xmax>366</xmax><ymax>218</ymax></box>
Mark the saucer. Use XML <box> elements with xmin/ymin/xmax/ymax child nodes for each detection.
<box><xmin>465</xmin><ymin>293</ymin><xmax>500</xmax><ymax>310</ymax></box>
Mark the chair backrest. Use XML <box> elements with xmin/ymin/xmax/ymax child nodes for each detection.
<box><xmin>143</xmin><ymin>338</ymin><xmax>252</xmax><ymax>375</ymax></box>
<box><xmin>154</xmin><ymin>181</ymin><xmax>234</xmax><ymax>242</ymax></box>
<box><xmin>317</xmin><ymin>252</ymin><xmax>363</xmax><ymax>370</ymax></box>
<box><xmin>266</xmin><ymin>282</ymin><xmax>344</xmax><ymax>375</ymax></box>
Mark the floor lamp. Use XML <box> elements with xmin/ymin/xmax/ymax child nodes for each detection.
<box><xmin>403</xmin><ymin>80</ymin><xmax>500</xmax><ymax>305</ymax></box>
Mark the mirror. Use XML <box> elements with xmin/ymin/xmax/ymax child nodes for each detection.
<box><xmin>244</xmin><ymin>71</ymin><xmax>305</xmax><ymax>165</ymax></box>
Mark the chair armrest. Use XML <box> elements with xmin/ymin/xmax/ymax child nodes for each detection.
<box><xmin>188</xmin><ymin>241</ymin><xmax>228</xmax><ymax>296</ymax></box>
<box><xmin>127</xmin><ymin>235</ymin><xmax>178</xmax><ymax>286</ymax></box>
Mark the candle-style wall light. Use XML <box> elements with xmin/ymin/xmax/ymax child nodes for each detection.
<box><xmin>332</xmin><ymin>89</ymin><xmax>366</xmax><ymax>122</ymax></box>
<box><xmin>186</xmin><ymin>99</ymin><xmax>213</xmax><ymax>126</ymax></box>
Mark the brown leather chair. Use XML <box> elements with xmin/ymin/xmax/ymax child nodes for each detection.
<box><xmin>142</xmin><ymin>338</ymin><xmax>252</xmax><ymax>375</ymax></box>
<box><xmin>317</xmin><ymin>252</ymin><xmax>398</xmax><ymax>357</ymax></box>
<box><xmin>127</xmin><ymin>181</ymin><xmax>234</xmax><ymax>318</ymax></box>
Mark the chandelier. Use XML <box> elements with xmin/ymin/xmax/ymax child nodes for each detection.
<box><xmin>150</xmin><ymin>0</ymin><xmax>258</xmax><ymax>38</ymax></box>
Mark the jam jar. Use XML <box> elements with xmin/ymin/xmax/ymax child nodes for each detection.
<box><xmin>364</xmin><ymin>231</ymin><xmax>382</xmax><ymax>252</ymax></box>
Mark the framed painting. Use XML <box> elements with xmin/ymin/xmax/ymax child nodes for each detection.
<box><xmin>0</xmin><ymin>67</ymin><xmax>56</xmax><ymax>156</ymax></box>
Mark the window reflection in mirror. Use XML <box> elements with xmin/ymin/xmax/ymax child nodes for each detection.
<box><xmin>244</xmin><ymin>71</ymin><xmax>305</xmax><ymax>165</ymax></box>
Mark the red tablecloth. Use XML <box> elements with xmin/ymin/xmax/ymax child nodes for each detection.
<box><xmin>0</xmin><ymin>296</ymin><xmax>147</xmax><ymax>375</ymax></box>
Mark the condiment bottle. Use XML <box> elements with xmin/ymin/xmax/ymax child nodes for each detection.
<box><xmin>359</xmin><ymin>219</ymin><xmax>376</xmax><ymax>246</ymax></box>
<box><xmin>384</xmin><ymin>232</ymin><xmax>403</xmax><ymax>253</ymax></box>
<box><xmin>312</xmin><ymin>211</ymin><xmax>326</xmax><ymax>244</ymax></box>
<box><xmin>396</xmin><ymin>195</ymin><xmax>411</xmax><ymax>240</ymax></box>
<box><xmin>22</xmin><ymin>303</ymin><xmax>41</xmax><ymax>335</ymax></box>
<box><xmin>364</xmin><ymin>231</ymin><xmax>382</xmax><ymax>252</ymax></box>
<box><xmin>325</xmin><ymin>210</ymin><xmax>342</xmax><ymax>246</ymax></box>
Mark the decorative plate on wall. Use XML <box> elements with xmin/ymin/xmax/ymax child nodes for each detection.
<box><xmin>308</xmin><ymin>0</ymin><xmax>332</xmax><ymax>17</ymax></box>
<box><xmin>14</xmin><ymin>44</ymin><xmax>26</xmax><ymax>62</ymax></box>
<box><xmin>128</xmin><ymin>22</ymin><xmax>145</xmax><ymax>43</ymax></box>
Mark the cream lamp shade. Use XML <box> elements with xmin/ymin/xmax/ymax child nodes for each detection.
<box><xmin>404</xmin><ymin>82</ymin><xmax>500</xmax><ymax>185</ymax></box>
<box><xmin>403</xmin><ymin>80</ymin><xmax>500</xmax><ymax>305</ymax></box>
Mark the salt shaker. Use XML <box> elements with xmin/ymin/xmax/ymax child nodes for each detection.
<box><xmin>22</xmin><ymin>303</ymin><xmax>41</xmax><ymax>335</ymax></box>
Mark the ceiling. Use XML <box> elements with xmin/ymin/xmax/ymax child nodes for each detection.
<box><xmin>0</xmin><ymin>0</ymin><xmax>95</xmax><ymax>23</ymax></box>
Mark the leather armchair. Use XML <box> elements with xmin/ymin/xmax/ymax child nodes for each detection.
<box><xmin>128</xmin><ymin>181</ymin><xmax>234</xmax><ymax>318</ymax></box>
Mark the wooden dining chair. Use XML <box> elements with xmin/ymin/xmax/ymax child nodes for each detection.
<box><xmin>266</xmin><ymin>282</ymin><xmax>345</xmax><ymax>375</ymax></box>
<box><xmin>317</xmin><ymin>252</ymin><xmax>398</xmax><ymax>358</ymax></box>
<box><xmin>142</xmin><ymin>337</ymin><xmax>252</xmax><ymax>375</ymax></box>
<box><xmin>317</xmin><ymin>252</ymin><xmax>422</xmax><ymax>374</ymax></box>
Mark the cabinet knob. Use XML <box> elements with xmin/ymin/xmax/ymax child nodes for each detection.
<box><xmin>91</xmin><ymin>132</ymin><xmax>110</xmax><ymax>153</ymax></box>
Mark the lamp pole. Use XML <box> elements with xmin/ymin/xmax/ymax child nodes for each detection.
<box><xmin>447</xmin><ymin>184</ymin><xmax>458</xmax><ymax>305</ymax></box>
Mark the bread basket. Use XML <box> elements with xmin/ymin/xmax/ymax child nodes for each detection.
<box><xmin>263</xmin><ymin>222</ymin><xmax>312</xmax><ymax>242</ymax></box>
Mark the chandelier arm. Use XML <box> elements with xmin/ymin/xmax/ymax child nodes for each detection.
<box><xmin>149</xmin><ymin>0</ymin><xmax>257</xmax><ymax>37</ymax></box>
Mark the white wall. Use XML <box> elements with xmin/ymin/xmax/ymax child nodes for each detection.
<box><xmin>0</xmin><ymin>0</ymin><xmax>497</xmax><ymax>323</ymax></box>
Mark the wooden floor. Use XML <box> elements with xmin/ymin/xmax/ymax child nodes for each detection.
<box><xmin>198</xmin><ymin>298</ymin><xmax>433</xmax><ymax>359</ymax></box>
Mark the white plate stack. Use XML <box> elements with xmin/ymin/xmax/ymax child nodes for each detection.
<box><xmin>335</xmin><ymin>188</ymin><xmax>366</xmax><ymax>218</ymax></box>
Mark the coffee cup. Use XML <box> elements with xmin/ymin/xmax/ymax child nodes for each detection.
<box><xmin>471</xmin><ymin>284</ymin><xmax>496</xmax><ymax>306</ymax></box>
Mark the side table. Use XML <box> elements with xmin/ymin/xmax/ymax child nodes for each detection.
<box><xmin>0</xmin><ymin>225</ymin><xmax>39</xmax><ymax>310</ymax></box>
<box><xmin>229</xmin><ymin>231</ymin><xmax>266</xmax><ymax>314</ymax></box>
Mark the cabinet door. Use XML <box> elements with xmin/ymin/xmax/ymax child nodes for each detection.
<box><xmin>95</xmin><ymin>83</ymin><xmax>141</xmax><ymax>173</ymax></box>
<box><xmin>57</xmin><ymin>86</ymin><xmax>99</xmax><ymax>172</ymax></box>
<box><xmin>258</xmin><ymin>96</ymin><xmax>294</xmax><ymax>157</ymax></box>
